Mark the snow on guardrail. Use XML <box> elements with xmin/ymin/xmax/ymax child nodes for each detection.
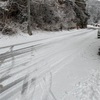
<box><xmin>0</xmin><ymin>30</ymin><xmax>74</xmax><ymax>100</ymax></box>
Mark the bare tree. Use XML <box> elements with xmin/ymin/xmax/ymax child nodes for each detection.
<box><xmin>27</xmin><ymin>0</ymin><xmax>32</xmax><ymax>35</ymax></box>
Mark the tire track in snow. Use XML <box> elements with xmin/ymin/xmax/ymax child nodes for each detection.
<box><xmin>0</xmin><ymin>29</ymin><xmax>97</xmax><ymax>100</ymax></box>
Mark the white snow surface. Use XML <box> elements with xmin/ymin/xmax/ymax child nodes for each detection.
<box><xmin>87</xmin><ymin>25</ymin><xmax>100</xmax><ymax>29</ymax></box>
<box><xmin>0</xmin><ymin>29</ymin><xmax>100</xmax><ymax>100</ymax></box>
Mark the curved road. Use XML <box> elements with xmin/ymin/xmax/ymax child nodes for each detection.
<box><xmin>0</xmin><ymin>29</ymin><xmax>99</xmax><ymax>100</ymax></box>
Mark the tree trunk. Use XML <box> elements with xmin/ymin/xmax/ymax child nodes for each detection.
<box><xmin>27</xmin><ymin>0</ymin><xmax>32</xmax><ymax>35</ymax></box>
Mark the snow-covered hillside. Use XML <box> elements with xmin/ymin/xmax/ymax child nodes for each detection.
<box><xmin>0</xmin><ymin>29</ymin><xmax>100</xmax><ymax>100</ymax></box>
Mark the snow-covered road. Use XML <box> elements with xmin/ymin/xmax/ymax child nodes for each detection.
<box><xmin>52</xmin><ymin>30</ymin><xmax>100</xmax><ymax>100</ymax></box>
<box><xmin>0</xmin><ymin>29</ymin><xmax>100</xmax><ymax>100</ymax></box>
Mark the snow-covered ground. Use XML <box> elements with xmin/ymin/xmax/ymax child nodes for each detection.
<box><xmin>0</xmin><ymin>29</ymin><xmax>100</xmax><ymax>100</ymax></box>
<box><xmin>87</xmin><ymin>25</ymin><xmax>100</xmax><ymax>29</ymax></box>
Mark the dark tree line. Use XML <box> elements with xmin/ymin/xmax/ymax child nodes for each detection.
<box><xmin>0</xmin><ymin>0</ymin><xmax>89</xmax><ymax>35</ymax></box>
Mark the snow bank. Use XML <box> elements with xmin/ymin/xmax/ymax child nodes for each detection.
<box><xmin>68</xmin><ymin>70</ymin><xmax>100</xmax><ymax>100</ymax></box>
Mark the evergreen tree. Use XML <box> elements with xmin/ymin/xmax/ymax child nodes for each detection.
<box><xmin>74</xmin><ymin>0</ymin><xmax>89</xmax><ymax>28</ymax></box>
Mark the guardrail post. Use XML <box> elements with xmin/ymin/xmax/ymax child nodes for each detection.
<box><xmin>10</xmin><ymin>46</ymin><xmax>15</xmax><ymax>71</ymax></box>
<box><xmin>7</xmin><ymin>46</ymin><xmax>14</xmax><ymax>75</ymax></box>
<box><xmin>1</xmin><ymin>46</ymin><xmax>15</xmax><ymax>78</ymax></box>
<box><xmin>30</xmin><ymin>47</ymin><xmax>34</xmax><ymax>61</ymax></box>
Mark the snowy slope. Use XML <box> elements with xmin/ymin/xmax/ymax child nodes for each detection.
<box><xmin>0</xmin><ymin>29</ymin><xmax>100</xmax><ymax>100</ymax></box>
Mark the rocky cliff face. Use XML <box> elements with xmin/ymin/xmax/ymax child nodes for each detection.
<box><xmin>0</xmin><ymin>0</ymin><xmax>89</xmax><ymax>34</ymax></box>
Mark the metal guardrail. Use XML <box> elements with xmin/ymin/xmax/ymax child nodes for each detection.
<box><xmin>0</xmin><ymin>32</ymin><xmax>73</xmax><ymax>100</ymax></box>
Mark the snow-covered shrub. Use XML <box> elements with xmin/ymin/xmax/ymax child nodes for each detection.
<box><xmin>2</xmin><ymin>27</ymin><xmax>16</xmax><ymax>35</ymax></box>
